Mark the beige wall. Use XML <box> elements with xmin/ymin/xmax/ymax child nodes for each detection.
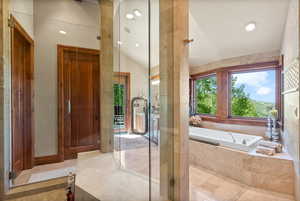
<box><xmin>34</xmin><ymin>0</ymin><xmax>149</xmax><ymax>156</ymax></box>
<box><xmin>281</xmin><ymin>0</ymin><xmax>300</xmax><ymax>200</ymax></box>
<box><xmin>190</xmin><ymin>51</ymin><xmax>280</xmax><ymax>75</ymax></box>
<box><xmin>34</xmin><ymin>0</ymin><xmax>100</xmax><ymax>156</ymax></box>
<box><xmin>114</xmin><ymin>50</ymin><xmax>149</xmax><ymax>99</ymax></box>
<box><xmin>10</xmin><ymin>0</ymin><xmax>34</xmax><ymax>38</ymax></box>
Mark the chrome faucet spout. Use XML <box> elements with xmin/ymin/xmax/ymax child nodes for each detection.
<box><xmin>229</xmin><ymin>132</ymin><xmax>236</xmax><ymax>143</ymax></box>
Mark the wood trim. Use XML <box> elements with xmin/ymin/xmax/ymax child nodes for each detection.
<box><xmin>113</xmin><ymin>72</ymin><xmax>131</xmax><ymax>132</ymax></box>
<box><xmin>216</xmin><ymin>71</ymin><xmax>228</xmax><ymax>120</ymax></box>
<box><xmin>57</xmin><ymin>45</ymin><xmax>64</xmax><ymax>162</ymax></box>
<box><xmin>151</xmin><ymin>74</ymin><xmax>160</xmax><ymax>80</ymax></box>
<box><xmin>34</xmin><ymin>155</ymin><xmax>61</xmax><ymax>166</ymax></box>
<box><xmin>10</xmin><ymin>15</ymin><xmax>34</xmax><ymax>44</ymax></box>
<box><xmin>57</xmin><ymin>44</ymin><xmax>101</xmax><ymax>162</ymax></box>
<box><xmin>201</xmin><ymin>116</ymin><xmax>267</xmax><ymax>127</ymax></box>
<box><xmin>57</xmin><ymin>44</ymin><xmax>99</xmax><ymax>55</ymax></box>
<box><xmin>190</xmin><ymin>61</ymin><xmax>282</xmax><ymax>127</ymax></box>
<box><xmin>10</xmin><ymin>15</ymin><xmax>35</xmax><ymax>170</ymax></box>
<box><xmin>191</xmin><ymin>61</ymin><xmax>280</xmax><ymax>79</ymax></box>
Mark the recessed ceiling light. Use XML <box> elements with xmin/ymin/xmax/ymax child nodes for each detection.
<box><xmin>245</xmin><ymin>22</ymin><xmax>256</xmax><ymax>32</ymax></box>
<box><xmin>135</xmin><ymin>43</ymin><xmax>140</xmax><ymax>47</ymax></box>
<box><xmin>126</xmin><ymin>13</ymin><xmax>134</xmax><ymax>20</ymax></box>
<box><xmin>59</xmin><ymin>30</ymin><xmax>67</xmax><ymax>35</ymax></box>
<box><xmin>133</xmin><ymin>9</ymin><xmax>142</xmax><ymax>17</ymax></box>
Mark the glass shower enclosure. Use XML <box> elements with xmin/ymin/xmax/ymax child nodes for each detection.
<box><xmin>113</xmin><ymin>0</ymin><xmax>160</xmax><ymax>200</ymax></box>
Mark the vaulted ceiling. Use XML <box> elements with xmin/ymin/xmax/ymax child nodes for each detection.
<box><xmin>114</xmin><ymin>0</ymin><xmax>290</xmax><ymax>67</ymax></box>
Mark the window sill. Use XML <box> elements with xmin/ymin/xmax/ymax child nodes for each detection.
<box><xmin>199</xmin><ymin>116</ymin><xmax>267</xmax><ymax>127</ymax></box>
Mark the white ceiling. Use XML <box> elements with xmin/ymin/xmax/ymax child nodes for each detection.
<box><xmin>114</xmin><ymin>0</ymin><xmax>290</xmax><ymax>68</ymax></box>
<box><xmin>189</xmin><ymin>0</ymin><xmax>290</xmax><ymax>66</ymax></box>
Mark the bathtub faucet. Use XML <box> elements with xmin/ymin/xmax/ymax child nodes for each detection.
<box><xmin>228</xmin><ymin>132</ymin><xmax>236</xmax><ymax>143</ymax></box>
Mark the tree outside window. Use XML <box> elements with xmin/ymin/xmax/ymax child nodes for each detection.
<box><xmin>194</xmin><ymin>75</ymin><xmax>217</xmax><ymax>115</ymax></box>
<box><xmin>230</xmin><ymin>70</ymin><xmax>276</xmax><ymax>118</ymax></box>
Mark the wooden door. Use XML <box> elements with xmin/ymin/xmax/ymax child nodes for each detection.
<box><xmin>11</xmin><ymin>16</ymin><xmax>34</xmax><ymax>174</ymax></box>
<box><xmin>58</xmin><ymin>45</ymin><xmax>100</xmax><ymax>160</ymax></box>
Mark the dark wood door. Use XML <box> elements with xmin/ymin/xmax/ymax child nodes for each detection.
<box><xmin>11</xmin><ymin>16</ymin><xmax>34</xmax><ymax>174</ymax></box>
<box><xmin>58</xmin><ymin>45</ymin><xmax>100</xmax><ymax>160</ymax></box>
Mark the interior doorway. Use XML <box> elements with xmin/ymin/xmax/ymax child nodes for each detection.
<box><xmin>113</xmin><ymin>72</ymin><xmax>131</xmax><ymax>132</ymax></box>
<box><xmin>58</xmin><ymin>45</ymin><xmax>100</xmax><ymax>160</ymax></box>
<box><xmin>11</xmin><ymin>15</ymin><xmax>34</xmax><ymax>175</ymax></box>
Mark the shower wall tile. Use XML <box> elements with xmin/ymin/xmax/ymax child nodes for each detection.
<box><xmin>190</xmin><ymin>140</ymin><xmax>294</xmax><ymax>195</ymax></box>
<box><xmin>159</xmin><ymin>0</ymin><xmax>190</xmax><ymax>200</ymax></box>
<box><xmin>280</xmin><ymin>0</ymin><xmax>299</xmax><ymax>199</ymax></box>
<box><xmin>100</xmin><ymin>0</ymin><xmax>114</xmax><ymax>153</ymax></box>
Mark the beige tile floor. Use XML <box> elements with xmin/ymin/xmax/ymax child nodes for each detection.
<box><xmin>13</xmin><ymin>159</ymin><xmax>76</xmax><ymax>186</ymax></box>
<box><xmin>13</xmin><ymin>138</ymin><xmax>295</xmax><ymax>201</ymax></box>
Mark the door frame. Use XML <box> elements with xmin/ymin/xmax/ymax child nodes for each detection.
<box><xmin>57</xmin><ymin>45</ymin><xmax>101</xmax><ymax>160</ymax></box>
<box><xmin>10</xmin><ymin>15</ymin><xmax>35</xmax><ymax>171</ymax></box>
<box><xmin>114</xmin><ymin>72</ymin><xmax>131</xmax><ymax>132</ymax></box>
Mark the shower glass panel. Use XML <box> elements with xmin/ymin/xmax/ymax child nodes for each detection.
<box><xmin>113</xmin><ymin>0</ymin><xmax>160</xmax><ymax>200</ymax></box>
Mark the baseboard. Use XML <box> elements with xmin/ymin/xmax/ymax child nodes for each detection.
<box><xmin>34</xmin><ymin>154</ymin><xmax>62</xmax><ymax>166</ymax></box>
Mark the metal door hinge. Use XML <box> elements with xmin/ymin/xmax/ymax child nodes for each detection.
<box><xmin>8</xmin><ymin>17</ymin><xmax>14</xmax><ymax>28</ymax></box>
<box><xmin>9</xmin><ymin>171</ymin><xmax>17</xmax><ymax>180</ymax></box>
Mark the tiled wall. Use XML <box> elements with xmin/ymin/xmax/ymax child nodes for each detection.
<box><xmin>200</xmin><ymin>121</ymin><xmax>267</xmax><ymax>137</ymax></box>
<box><xmin>190</xmin><ymin>140</ymin><xmax>294</xmax><ymax>195</ymax></box>
<box><xmin>281</xmin><ymin>0</ymin><xmax>300</xmax><ymax>200</ymax></box>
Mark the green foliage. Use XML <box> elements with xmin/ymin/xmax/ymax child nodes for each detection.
<box><xmin>194</xmin><ymin>76</ymin><xmax>274</xmax><ymax>118</ymax></box>
<box><xmin>195</xmin><ymin>76</ymin><xmax>217</xmax><ymax>115</ymax></box>
<box><xmin>231</xmin><ymin>77</ymin><xmax>274</xmax><ymax>118</ymax></box>
<box><xmin>114</xmin><ymin>84</ymin><xmax>124</xmax><ymax>114</ymax></box>
<box><xmin>231</xmin><ymin>76</ymin><xmax>258</xmax><ymax>117</ymax></box>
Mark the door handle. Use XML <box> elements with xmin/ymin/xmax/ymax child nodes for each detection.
<box><xmin>67</xmin><ymin>100</ymin><xmax>71</xmax><ymax>114</ymax></box>
<box><xmin>131</xmin><ymin>97</ymin><xmax>148</xmax><ymax>135</ymax></box>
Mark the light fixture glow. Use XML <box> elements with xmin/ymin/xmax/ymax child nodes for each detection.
<box><xmin>152</xmin><ymin>80</ymin><xmax>160</xmax><ymax>85</ymax></box>
<box><xmin>59</xmin><ymin>30</ymin><xmax>67</xmax><ymax>35</ymax></box>
<box><xmin>117</xmin><ymin>41</ymin><xmax>123</xmax><ymax>45</ymax></box>
<box><xmin>126</xmin><ymin>13</ymin><xmax>134</xmax><ymax>20</ymax></box>
<box><xmin>135</xmin><ymin>43</ymin><xmax>140</xmax><ymax>47</ymax></box>
<box><xmin>245</xmin><ymin>22</ymin><xmax>256</xmax><ymax>32</ymax></box>
<box><xmin>133</xmin><ymin>9</ymin><xmax>142</xmax><ymax>17</ymax></box>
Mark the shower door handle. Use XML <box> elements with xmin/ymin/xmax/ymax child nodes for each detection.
<box><xmin>131</xmin><ymin>97</ymin><xmax>148</xmax><ymax>135</ymax></box>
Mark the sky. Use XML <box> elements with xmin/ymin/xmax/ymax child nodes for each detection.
<box><xmin>232</xmin><ymin>70</ymin><xmax>276</xmax><ymax>103</ymax></box>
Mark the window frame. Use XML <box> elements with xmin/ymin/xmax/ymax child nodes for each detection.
<box><xmin>190</xmin><ymin>61</ymin><xmax>282</xmax><ymax>126</ymax></box>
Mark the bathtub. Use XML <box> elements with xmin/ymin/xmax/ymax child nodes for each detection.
<box><xmin>189</xmin><ymin>126</ymin><xmax>262</xmax><ymax>152</ymax></box>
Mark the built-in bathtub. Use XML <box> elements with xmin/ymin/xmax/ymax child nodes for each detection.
<box><xmin>189</xmin><ymin>126</ymin><xmax>294</xmax><ymax>195</ymax></box>
<box><xmin>189</xmin><ymin>126</ymin><xmax>262</xmax><ymax>152</ymax></box>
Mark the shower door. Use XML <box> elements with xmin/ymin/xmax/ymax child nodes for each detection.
<box><xmin>113</xmin><ymin>0</ymin><xmax>160</xmax><ymax>200</ymax></box>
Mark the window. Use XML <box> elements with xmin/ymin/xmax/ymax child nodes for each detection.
<box><xmin>194</xmin><ymin>75</ymin><xmax>217</xmax><ymax>115</ymax></box>
<box><xmin>190</xmin><ymin>61</ymin><xmax>282</xmax><ymax>126</ymax></box>
<box><xmin>114</xmin><ymin>84</ymin><xmax>126</xmax><ymax>128</ymax></box>
<box><xmin>230</xmin><ymin>70</ymin><xmax>276</xmax><ymax>118</ymax></box>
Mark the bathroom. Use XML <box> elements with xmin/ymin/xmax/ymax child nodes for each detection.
<box><xmin>0</xmin><ymin>0</ymin><xmax>299</xmax><ymax>201</ymax></box>
<box><xmin>187</xmin><ymin>0</ymin><xmax>299</xmax><ymax>200</ymax></box>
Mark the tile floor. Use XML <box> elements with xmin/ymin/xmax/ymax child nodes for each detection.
<box><xmin>13</xmin><ymin>159</ymin><xmax>76</xmax><ymax>186</ymax></box>
<box><xmin>13</xmin><ymin>135</ymin><xmax>296</xmax><ymax>201</ymax></box>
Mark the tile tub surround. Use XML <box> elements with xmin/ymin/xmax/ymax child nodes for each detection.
<box><xmin>189</xmin><ymin>140</ymin><xmax>295</xmax><ymax>195</ymax></box>
<box><xmin>4</xmin><ymin>177</ymin><xmax>68</xmax><ymax>201</ymax></box>
<box><xmin>189</xmin><ymin>127</ymin><xmax>263</xmax><ymax>152</ymax></box>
